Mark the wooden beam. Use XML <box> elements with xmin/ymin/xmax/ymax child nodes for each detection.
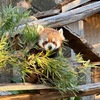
<box><xmin>53</xmin><ymin>0</ymin><xmax>75</xmax><ymax>10</ymax></box>
<box><xmin>0</xmin><ymin>94</ymin><xmax>32</xmax><ymax>100</ymax></box>
<box><xmin>18</xmin><ymin>1</ymin><xmax>100</xmax><ymax>30</ymax></box>
<box><xmin>92</xmin><ymin>62</ymin><xmax>100</xmax><ymax>66</ymax></box>
<box><xmin>62</xmin><ymin>26</ymin><xmax>100</xmax><ymax>61</ymax></box>
<box><xmin>0</xmin><ymin>82</ymin><xmax>100</xmax><ymax>93</ymax></box>
<box><xmin>78</xmin><ymin>82</ymin><xmax>100</xmax><ymax>96</ymax></box>
<box><xmin>0</xmin><ymin>83</ymin><xmax>53</xmax><ymax>91</ymax></box>
<box><xmin>0</xmin><ymin>83</ymin><xmax>100</xmax><ymax>100</ymax></box>
<box><xmin>62</xmin><ymin>0</ymin><xmax>91</xmax><ymax>12</ymax></box>
<box><xmin>33</xmin><ymin>9</ymin><xmax>60</xmax><ymax>19</ymax></box>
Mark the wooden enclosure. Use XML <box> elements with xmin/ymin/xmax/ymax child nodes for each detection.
<box><xmin>0</xmin><ymin>0</ymin><xmax>100</xmax><ymax>100</ymax></box>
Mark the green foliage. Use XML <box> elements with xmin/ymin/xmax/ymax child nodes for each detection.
<box><xmin>22</xmin><ymin>24</ymin><xmax>39</xmax><ymax>48</ymax></box>
<box><xmin>0</xmin><ymin>4</ymin><xmax>95</xmax><ymax>96</ymax></box>
<box><xmin>0</xmin><ymin>36</ymin><xmax>11</xmax><ymax>67</ymax></box>
<box><xmin>0</xmin><ymin>4</ymin><xmax>29</xmax><ymax>34</ymax></box>
<box><xmin>27</xmin><ymin>51</ymin><xmax>78</xmax><ymax>91</ymax></box>
<box><xmin>75</xmin><ymin>54</ymin><xmax>95</xmax><ymax>75</ymax></box>
<box><xmin>74</xmin><ymin>96</ymin><xmax>82</xmax><ymax>100</ymax></box>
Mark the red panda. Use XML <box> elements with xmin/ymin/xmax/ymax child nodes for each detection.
<box><xmin>26</xmin><ymin>26</ymin><xmax>65</xmax><ymax>83</ymax></box>
<box><xmin>37</xmin><ymin>25</ymin><xmax>65</xmax><ymax>51</ymax></box>
<box><xmin>29</xmin><ymin>25</ymin><xmax>65</xmax><ymax>58</ymax></box>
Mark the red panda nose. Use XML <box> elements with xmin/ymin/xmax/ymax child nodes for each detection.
<box><xmin>48</xmin><ymin>45</ymin><xmax>52</xmax><ymax>50</ymax></box>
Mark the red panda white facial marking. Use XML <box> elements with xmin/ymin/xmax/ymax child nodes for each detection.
<box><xmin>43</xmin><ymin>38</ymin><xmax>57</xmax><ymax>51</ymax></box>
<box><xmin>37</xmin><ymin>25</ymin><xmax>65</xmax><ymax>51</ymax></box>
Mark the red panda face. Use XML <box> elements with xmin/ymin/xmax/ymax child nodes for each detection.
<box><xmin>37</xmin><ymin>26</ymin><xmax>65</xmax><ymax>51</ymax></box>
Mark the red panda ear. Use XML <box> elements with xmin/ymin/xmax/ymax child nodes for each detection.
<box><xmin>37</xmin><ymin>25</ymin><xmax>44</xmax><ymax>34</ymax></box>
<box><xmin>59</xmin><ymin>28</ymin><xmax>65</xmax><ymax>40</ymax></box>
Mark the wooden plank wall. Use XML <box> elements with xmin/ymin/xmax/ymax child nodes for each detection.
<box><xmin>84</xmin><ymin>13</ymin><xmax>100</xmax><ymax>100</ymax></box>
<box><xmin>91</xmin><ymin>67</ymin><xmax>100</xmax><ymax>83</ymax></box>
<box><xmin>84</xmin><ymin>13</ymin><xmax>100</xmax><ymax>53</ymax></box>
<box><xmin>84</xmin><ymin>13</ymin><xmax>100</xmax><ymax>83</ymax></box>
<box><xmin>67</xmin><ymin>21</ymin><xmax>94</xmax><ymax>100</ymax></box>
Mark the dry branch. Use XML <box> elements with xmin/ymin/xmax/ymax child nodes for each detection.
<box><xmin>18</xmin><ymin>1</ymin><xmax>100</xmax><ymax>30</ymax></box>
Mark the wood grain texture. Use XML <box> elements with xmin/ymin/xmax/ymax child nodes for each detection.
<box><xmin>62</xmin><ymin>26</ymin><xmax>100</xmax><ymax>61</ymax></box>
<box><xmin>33</xmin><ymin>9</ymin><xmax>60</xmax><ymax>19</ymax></box>
<box><xmin>0</xmin><ymin>83</ymin><xmax>100</xmax><ymax>100</ymax></box>
<box><xmin>0</xmin><ymin>83</ymin><xmax>53</xmax><ymax>91</ymax></box>
<box><xmin>53</xmin><ymin>0</ymin><xmax>75</xmax><ymax>9</ymax></box>
<box><xmin>62</xmin><ymin>0</ymin><xmax>91</xmax><ymax>12</ymax></box>
<box><xmin>18</xmin><ymin>1</ymin><xmax>100</xmax><ymax>30</ymax></box>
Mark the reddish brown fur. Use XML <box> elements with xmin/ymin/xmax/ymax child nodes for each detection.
<box><xmin>39</xmin><ymin>28</ymin><xmax>63</xmax><ymax>44</ymax></box>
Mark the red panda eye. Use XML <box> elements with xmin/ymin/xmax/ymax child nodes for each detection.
<box><xmin>43</xmin><ymin>41</ymin><xmax>48</xmax><ymax>46</ymax></box>
<box><xmin>52</xmin><ymin>41</ymin><xmax>57</xmax><ymax>46</ymax></box>
<box><xmin>44</xmin><ymin>41</ymin><xmax>48</xmax><ymax>44</ymax></box>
